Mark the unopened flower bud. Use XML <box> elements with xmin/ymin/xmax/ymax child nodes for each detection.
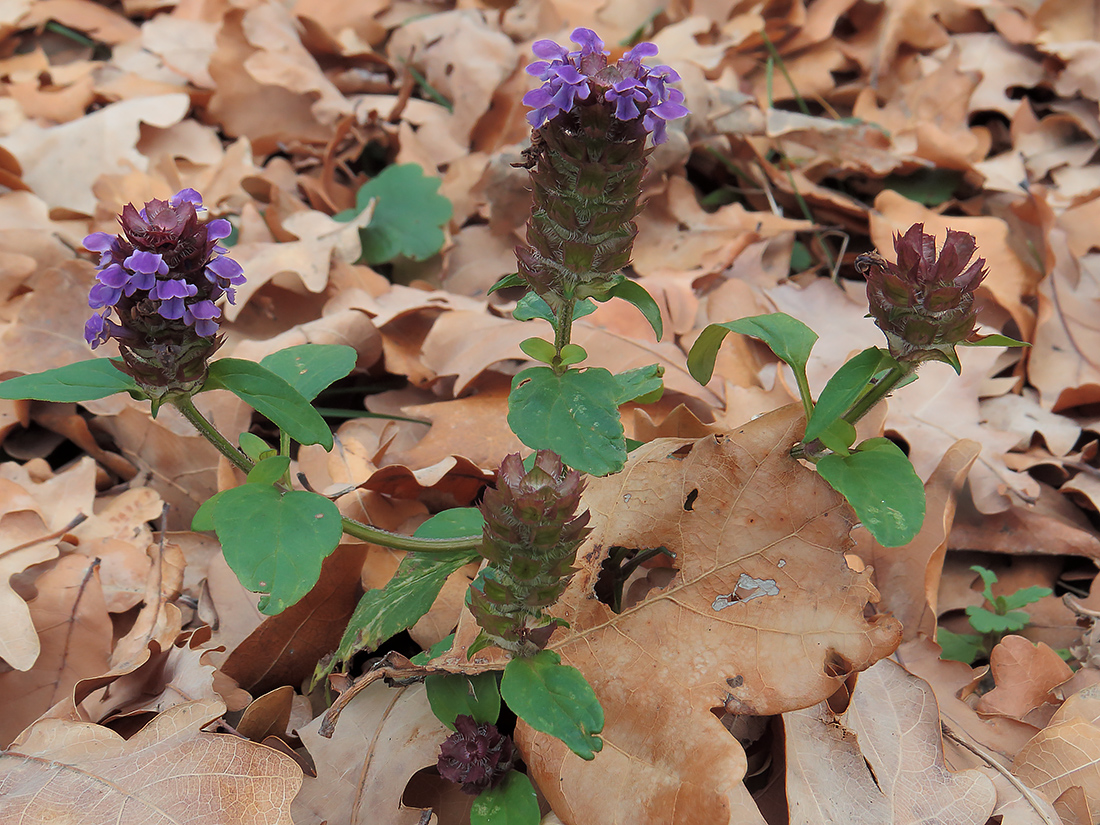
<box><xmin>437</xmin><ymin>715</ymin><xmax>516</xmax><ymax>795</ymax></box>
<box><xmin>470</xmin><ymin>450</ymin><xmax>590</xmax><ymax>656</ymax></box>
<box><xmin>856</xmin><ymin>223</ymin><xmax>987</xmax><ymax>366</ymax></box>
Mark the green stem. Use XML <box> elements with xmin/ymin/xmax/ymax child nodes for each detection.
<box><xmin>171</xmin><ymin>395</ymin><xmax>482</xmax><ymax>554</ymax></box>
<box><xmin>791</xmin><ymin>361</ymin><xmax>915</xmax><ymax>460</ymax></box>
<box><xmin>792</xmin><ymin>366</ymin><xmax>814</xmax><ymax>422</ymax></box>
<box><xmin>840</xmin><ymin>362</ymin><xmax>913</xmax><ymax>428</ymax></box>
<box><xmin>553</xmin><ymin>299</ymin><xmax>575</xmax><ymax>373</ymax></box>
<box><xmin>173</xmin><ymin>395</ymin><xmax>253</xmax><ymax>475</ymax></box>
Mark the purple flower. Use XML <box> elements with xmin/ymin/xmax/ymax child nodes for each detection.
<box><xmin>84</xmin><ymin>312</ymin><xmax>109</xmax><ymax>348</ymax></box>
<box><xmin>124</xmin><ymin>250</ymin><xmax>169</xmax><ymax>276</ymax></box>
<box><xmin>522</xmin><ymin>29</ymin><xmax>687</xmax><ymax>144</ymax></box>
<box><xmin>80</xmin><ymin>189</ymin><xmax>243</xmax><ymax>394</ymax></box>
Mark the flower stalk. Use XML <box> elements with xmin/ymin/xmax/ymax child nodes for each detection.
<box><xmin>469</xmin><ymin>450</ymin><xmax>591</xmax><ymax>656</ymax></box>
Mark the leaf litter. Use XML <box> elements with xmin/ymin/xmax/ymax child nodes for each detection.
<box><xmin>2</xmin><ymin>0</ymin><xmax>1100</xmax><ymax>823</ymax></box>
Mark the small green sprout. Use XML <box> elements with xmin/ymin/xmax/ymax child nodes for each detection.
<box><xmin>937</xmin><ymin>565</ymin><xmax>1052</xmax><ymax>664</ymax></box>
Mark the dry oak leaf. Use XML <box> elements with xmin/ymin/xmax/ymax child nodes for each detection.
<box><xmin>506</xmin><ymin>404</ymin><xmax>902</xmax><ymax>825</ymax></box>
<box><xmin>784</xmin><ymin>658</ymin><xmax>996</xmax><ymax>824</ymax></box>
<box><xmin>976</xmin><ymin>636</ymin><xmax>1073</xmax><ymax>726</ymax></box>
<box><xmin>294</xmin><ymin>681</ymin><xmax>450</xmax><ymax>825</ymax></box>
<box><xmin>1013</xmin><ymin>715</ymin><xmax>1100</xmax><ymax>823</ymax></box>
<box><xmin>0</xmin><ymin>698</ymin><xmax>302</xmax><ymax>825</ymax></box>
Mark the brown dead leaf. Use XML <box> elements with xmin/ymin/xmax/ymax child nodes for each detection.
<box><xmin>222</xmin><ymin>543</ymin><xmax>369</xmax><ymax>696</ymax></box>
<box><xmin>785</xmin><ymin>658</ymin><xmax>997</xmax><ymax>824</ymax></box>
<box><xmin>896</xmin><ymin>638</ymin><xmax>1039</xmax><ymax>761</ymax></box>
<box><xmin>294</xmin><ymin>681</ymin><xmax>450</xmax><ymax>825</ymax></box>
<box><xmin>0</xmin><ymin>554</ymin><xmax>112</xmax><ymax>748</ymax></box>
<box><xmin>977</xmin><ymin>636</ymin><xmax>1073</xmax><ymax>726</ymax></box>
<box><xmin>0</xmin><ymin>698</ymin><xmax>302</xmax><ymax>824</ymax></box>
<box><xmin>485</xmin><ymin>404</ymin><xmax>903</xmax><ymax>824</ymax></box>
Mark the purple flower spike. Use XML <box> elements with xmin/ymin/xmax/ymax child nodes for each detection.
<box><xmin>522</xmin><ymin>28</ymin><xmax>687</xmax><ymax>143</ymax></box>
<box><xmin>80</xmin><ymin>188</ymin><xmax>244</xmax><ymax>395</ymax></box>
<box><xmin>83</xmin><ymin>232</ymin><xmax>116</xmax><ymax>253</ymax></box>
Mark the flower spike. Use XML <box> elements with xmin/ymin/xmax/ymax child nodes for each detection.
<box><xmin>82</xmin><ymin>190</ymin><xmax>244</xmax><ymax>402</ymax></box>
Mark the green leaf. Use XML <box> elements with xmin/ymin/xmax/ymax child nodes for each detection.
<box><xmin>815</xmin><ymin>438</ymin><xmax>925</xmax><ymax>547</ymax></box>
<box><xmin>557</xmin><ymin>344</ymin><xmax>588</xmax><ymax>368</ymax></box>
<box><xmin>614</xmin><ymin>364</ymin><xmax>665</xmax><ymax>405</ymax></box>
<box><xmin>246</xmin><ymin>455</ymin><xmax>290</xmax><ymax>486</ymax></box>
<box><xmin>0</xmin><ymin>359</ymin><xmax>142</xmax><ymax>402</ymax></box>
<box><xmin>489</xmin><ymin>273</ymin><xmax>525</xmax><ymax>294</ymax></box>
<box><xmin>238</xmin><ymin>432</ymin><xmax>273</xmax><ymax>461</ymax></box>
<box><xmin>426</xmin><ymin>672</ymin><xmax>501</xmax><ymax>729</ymax></box>
<box><xmin>204</xmin><ymin>358</ymin><xmax>333</xmax><ymax>449</ymax></box>
<box><xmin>501</xmin><ymin>650</ymin><xmax>603</xmax><ymax>760</ymax></box>
<box><xmin>937</xmin><ymin>628</ymin><xmax>985</xmax><ymax>664</ymax></box>
<box><xmin>816</xmin><ymin>418</ymin><xmax>856</xmax><ymax>456</ymax></box>
<box><xmin>966</xmin><ymin>605</ymin><xmax>1030</xmax><ymax>634</ymax></box>
<box><xmin>508</xmin><ymin>367</ymin><xmax>625</xmax><ymax>476</ymax></box>
<box><xmin>884</xmin><ymin>168</ymin><xmax>963</xmax><ymax>206</ymax></box>
<box><xmin>259</xmin><ymin>345</ymin><xmax>357</xmax><ymax>402</ymax></box>
<box><xmin>961</xmin><ymin>333</ymin><xmax>1031</xmax><ymax>348</ymax></box>
<box><xmin>212</xmin><ymin>486</ymin><xmax>344</xmax><ymax>614</ymax></box>
<box><xmin>471</xmin><ymin>771</ymin><xmax>540</xmax><ymax>825</ymax></box>
<box><xmin>600</xmin><ymin>278</ymin><xmax>663</xmax><ymax>341</ymax></box>
<box><xmin>688</xmin><ymin>313</ymin><xmax>818</xmax><ymax>385</ymax></box>
<box><xmin>412</xmin><ymin>633</ymin><xmax>456</xmax><ymax>665</ymax></box>
<box><xmin>513</xmin><ymin>293</ymin><xmax>596</xmax><ymax>325</ymax></box>
<box><xmin>324</xmin><ymin>549</ymin><xmax>480</xmax><ymax>677</ymax></box>
<box><xmin>335</xmin><ymin>164</ymin><xmax>452</xmax><ymax>264</ymax></box>
<box><xmin>191</xmin><ymin>490</ymin><xmax>227</xmax><ymax>532</ymax></box>
<box><xmin>519</xmin><ymin>337</ymin><xmax>558</xmax><ymax>365</ymax></box>
<box><xmin>414</xmin><ymin>508</ymin><xmax>484</xmax><ymax>538</ymax></box>
<box><xmin>804</xmin><ymin>347</ymin><xmax>886</xmax><ymax>442</ymax></box>
<box><xmin>970</xmin><ymin>565</ymin><xmax>998</xmax><ymax>603</ymax></box>
<box><xmin>1001</xmin><ymin>585</ymin><xmax>1053</xmax><ymax>612</ymax></box>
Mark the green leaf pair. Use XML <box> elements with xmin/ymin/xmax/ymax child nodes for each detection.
<box><xmin>688</xmin><ymin>313</ymin><xmax>925</xmax><ymax>547</ymax></box>
<box><xmin>426</xmin><ymin>650</ymin><xmax>603</xmax><ymax>763</ymax></box>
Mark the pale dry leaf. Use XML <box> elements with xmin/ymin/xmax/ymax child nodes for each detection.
<box><xmin>0</xmin><ymin>698</ymin><xmax>302</xmax><ymax>825</ymax></box>
<box><xmin>0</xmin><ymin>456</ymin><xmax>98</xmax><ymax>672</ymax></box>
<box><xmin>846</xmin><ymin>658</ymin><xmax>997</xmax><ymax>824</ymax></box>
<box><xmin>294</xmin><ymin>681</ymin><xmax>450</xmax><ymax>825</ymax></box>
<box><xmin>0</xmin><ymin>94</ymin><xmax>189</xmax><ymax>214</ymax></box>
<box><xmin>0</xmin><ymin>554</ymin><xmax>112</xmax><ymax>749</ymax></box>
<box><xmin>1030</xmin><ymin>235</ymin><xmax>1100</xmax><ymax>412</ymax></box>
<box><xmin>1013</xmin><ymin>717</ymin><xmax>1100</xmax><ymax>823</ymax></box>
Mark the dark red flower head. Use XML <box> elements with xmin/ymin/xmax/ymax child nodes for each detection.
<box><xmin>856</xmin><ymin>223</ymin><xmax>987</xmax><ymax>366</ymax></box>
<box><xmin>437</xmin><ymin>715</ymin><xmax>516</xmax><ymax>795</ymax></box>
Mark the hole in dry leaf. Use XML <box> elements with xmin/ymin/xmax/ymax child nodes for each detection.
<box><xmin>594</xmin><ymin>546</ymin><xmax>677</xmax><ymax>613</ymax></box>
<box><xmin>669</xmin><ymin>443</ymin><xmax>692</xmax><ymax>460</ymax></box>
<box><xmin>823</xmin><ymin>649</ymin><xmax>853</xmax><ymax>680</ymax></box>
<box><xmin>683</xmin><ymin>488</ymin><xmax>698</xmax><ymax>511</ymax></box>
